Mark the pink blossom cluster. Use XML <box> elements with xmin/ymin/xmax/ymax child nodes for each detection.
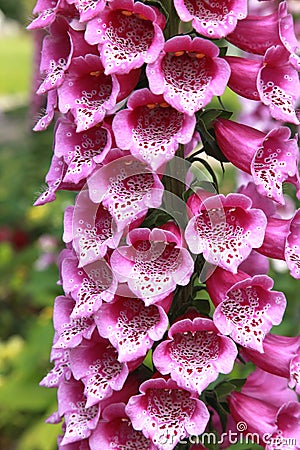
<box><xmin>29</xmin><ymin>0</ymin><xmax>300</xmax><ymax>448</ymax></box>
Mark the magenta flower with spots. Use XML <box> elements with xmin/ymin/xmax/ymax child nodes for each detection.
<box><xmin>28</xmin><ymin>0</ymin><xmax>72</xmax><ymax>30</ymax></box>
<box><xmin>258</xmin><ymin>209</ymin><xmax>300</xmax><ymax>279</ymax></box>
<box><xmin>33</xmin><ymin>89</ymin><xmax>57</xmax><ymax>132</ymax></box>
<box><xmin>40</xmin><ymin>348</ymin><xmax>71</xmax><ymax>388</ymax></box>
<box><xmin>214</xmin><ymin>118</ymin><xmax>300</xmax><ymax>204</ymax></box>
<box><xmin>66</xmin><ymin>0</ymin><xmax>106</xmax><ymax>22</ymax></box>
<box><xmin>87</xmin><ymin>153</ymin><xmax>164</xmax><ymax>231</ymax></box>
<box><xmin>227</xmin><ymin>1</ymin><xmax>300</xmax><ymax>70</ymax></box>
<box><xmin>112</xmin><ymin>88</ymin><xmax>196</xmax><ymax>170</ymax></box>
<box><xmin>185</xmin><ymin>191</ymin><xmax>267</xmax><ymax>273</ymax></box>
<box><xmin>90</xmin><ymin>403</ymin><xmax>158</xmax><ymax>450</ymax></box>
<box><xmin>110</xmin><ymin>224</ymin><xmax>194</xmax><ymax>304</ymax></box>
<box><xmin>173</xmin><ymin>0</ymin><xmax>247</xmax><ymax>38</ymax></box>
<box><xmin>60</xmin><ymin>249</ymin><xmax>117</xmax><ymax>318</ymax></box>
<box><xmin>206</xmin><ymin>267</ymin><xmax>286</xmax><ymax>352</ymax></box>
<box><xmin>63</xmin><ymin>190</ymin><xmax>123</xmax><ymax>267</ymax></box>
<box><xmin>126</xmin><ymin>377</ymin><xmax>210</xmax><ymax>450</ymax></box>
<box><xmin>147</xmin><ymin>35</ymin><xmax>230</xmax><ymax>116</ymax></box>
<box><xmin>95</xmin><ymin>291</ymin><xmax>170</xmax><ymax>362</ymax></box>
<box><xmin>53</xmin><ymin>118</ymin><xmax>112</xmax><ymax>184</ymax></box>
<box><xmin>85</xmin><ymin>0</ymin><xmax>165</xmax><ymax>75</ymax></box>
<box><xmin>153</xmin><ymin>317</ymin><xmax>237</xmax><ymax>395</ymax></box>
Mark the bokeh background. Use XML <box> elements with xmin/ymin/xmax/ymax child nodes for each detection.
<box><xmin>0</xmin><ymin>1</ymin><xmax>299</xmax><ymax>449</ymax></box>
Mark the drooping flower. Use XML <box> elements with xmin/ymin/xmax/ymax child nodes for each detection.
<box><xmin>87</xmin><ymin>152</ymin><xmax>164</xmax><ymax>231</ymax></box>
<box><xmin>66</xmin><ymin>0</ymin><xmax>106</xmax><ymax>22</ymax></box>
<box><xmin>28</xmin><ymin>0</ymin><xmax>73</xmax><ymax>30</ymax></box>
<box><xmin>227</xmin><ymin>1</ymin><xmax>300</xmax><ymax>70</ymax></box>
<box><xmin>125</xmin><ymin>377</ymin><xmax>210</xmax><ymax>450</ymax></box>
<box><xmin>152</xmin><ymin>317</ymin><xmax>237</xmax><ymax>395</ymax></box>
<box><xmin>89</xmin><ymin>403</ymin><xmax>158</xmax><ymax>450</ymax></box>
<box><xmin>110</xmin><ymin>224</ymin><xmax>194</xmax><ymax>304</ymax></box>
<box><xmin>112</xmin><ymin>88</ymin><xmax>196</xmax><ymax>170</ymax></box>
<box><xmin>147</xmin><ymin>35</ymin><xmax>231</xmax><ymax>116</ymax></box>
<box><xmin>85</xmin><ymin>0</ymin><xmax>165</xmax><ymax>75</ymax></box>
<box><xmin>95</xmin><ymin>290</ymin><xmax>170</xmax><ymax>362</ymax></box>
<box><xmin>185</xmin><ymin>191</ymin><xmax>267</xmax><ymax>273</ymax></box>
<box><xmin>206</xmin><ymin>267</ymin><xmax>286</xmax><ymax>352</ymax></box>
<box><xmin>214</xmin><ymin>118</ymin><xmax>300</xmax><ymax>204</ymax></box>
<box><xmin>40</xmin><ymin>348</ymin><xmax>72</xmax><ymax>388</ymax></box>
<box><xmin>33</xmin><ymin>89</ymin><xmax>57</xmax><ymax>131</ymax></box>
<box><xmin>258</xmin><ymin>209</ymin><xmax>300</xmax><ymax>279</ymax></box>
<box><xmin>173</xmin><ymin>0</ymin><xmax>247</xmax><ymax>39</ymax></box>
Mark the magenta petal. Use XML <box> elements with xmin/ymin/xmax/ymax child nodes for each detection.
<box><xmin>285</xmin><ymin>209</ymin><xmax>300</xmax><ymax>279</ymax></box>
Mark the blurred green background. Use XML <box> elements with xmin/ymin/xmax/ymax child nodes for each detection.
<box><xmin>0</xmin><ymin>2</ymin><xmax>299</xmax><ymax>450</ymax></box>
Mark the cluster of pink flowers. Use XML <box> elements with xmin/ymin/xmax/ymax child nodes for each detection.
<box><xmin>30</xmin><ymin>0</ymin><xmax>300</xmax><ymax>448</ymax></box>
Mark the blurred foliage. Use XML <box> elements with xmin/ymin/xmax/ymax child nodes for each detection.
<box><xmin>0</xmin><ymin>0</ymin><xmax>36</xmax><ymax>24</ymax></box>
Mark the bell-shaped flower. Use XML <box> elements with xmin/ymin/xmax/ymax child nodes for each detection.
<box><xmin>28</xmin><ymin>0</ymin><xmax>72</xmax><ymax>30</ymax></box>
<box><xmin>87</xmin><ymin>152</ymin><xmax>164</xmax><ymax>232</ymax></box>
<box><xmin>153</xmin><ymin>317</ymin><xmax>237</xmax><ymax>395</ymax></box>
<box><xmin>110</xmin><ymin>224</ymin><xmax>194</xmax><ymax>304</ymax></box>
<box><xmin>66</xmin><ymin>0</ymin><xmax>106</xmax><ymax>22</ymax></box>
<box><xmin>227</xmin><ymin>1</ymin><xmax>300</xmax><ymax>70</ymax></box>
<box><xmin>33</xmin><ymin>89</ymin><xmax>57</xmax><ymax>131</ymax></box>
<box><xmin>225</xmin><ymin>46</ymin><xmax>300</xmax><ymax>124</ymax></box>
<box><xmin>90</xmin><ymin>403</ymin><xmax>158</xmax><ymax>450</ymax></box>
<box><xmin>173</xmin><ymin>0</ymin><xmax>247</xmax><ymax>39</ymax></box>
<box><xmin>206</xmin><ymin>267</ymin><xmax>286</xmax><ymax>352</ymax></box>
<box><xmin>52</xmin><ymin>296</ymin><xmax>97</xmax><ymax>349</ymax></box>
<box><xmin>40</xmin><ymin>347</ymin><xmax>71</xmax><ymax>388</ymax></box>
<box><xmin>214</xmin><ymin>118</ymin><xmax>300</xmax><ymax>204</ymax></box>
<box><xmin>63</xmin><ymin>190</ymin><xmax>123</xmax><ymax>267</ymax></box>
<box><xmin>146</xmin><ymin>35</ymin><xmax>231</xmax><ymax>116</ymax></box>
<box><xmin>185</xmin><ymin>191</ymin><xmax>267</xmax><ymax>273</ymax></box>
<box><xmin>125</xmin><ymin>377</ymin><xmax>210</xmax><ymax>450</ymax></box>
<box><xmin>112</xmin><ymin>88</ymin><xmax>196</xmax><ymax>170</ymax></box>
<box><xmin>58</xmin><ymin>378</ymin><xmax>100</xmax><ymax>445</ymax></box>
<box><xmin>60</xmin><ymin>249</ymin><xmax>117</xmax><ymax>318</ymax></box>
<box><xmin>95</xmin><ymin>290</ymin><xmax>170</xmax><ymax>362</ymax></box>
<box><xmin>54</xmin><ymin>118</ymin><xmax>112</xmax><ymax>184</ymax></box>
<box><xmin>258</xmin><ymin>209</ymin><xmax>300</xmax><ymax>279</ymax></box>
<box><xmin>85</xmin><ymin>0</ymin><xmax>165</xmax><ymax>75</ymax></box>
<box><xmin>69</xmin><ymin>333</ymin><xmax>136</xmax><ymax>407</ymax></box>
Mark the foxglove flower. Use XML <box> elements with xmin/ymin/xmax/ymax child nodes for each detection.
<box><xmin>225</xmin><ymin>46</ymin><xmax>300</xmax><ymax>124</ymax></box>
<box><xmin>206</xmin><ymin>267</ymin><xmax>286</xmax><ymax>352</ymax></box>
<box><xmin>214</xmin><ymin>118</ymin><xmax>300</xmax><ymax>204</ymax></box>
<box><xmin>185</xmin><ymin>192</ymin><xmax>267</xmax><ymax>273</ymax></box>
<box><xmin>110</xmin><ymin>224</ymin><xmax>194</xmax><ymax>304</ymax></box>
<box><xmin>28</xmin><ymin>0</ymin><xmax>73</xmax><ymax>30</ymax></box>
<box><xmin>63</xmin><ymin>190</ymin><xmax>123</xmax><ymax>267</ymax></box>
<box><xmin>95</xmin><ymin>291</ymin><xmax>170</xmax><ymax>362</ymax></box>
<box><xmin>58</xmin><ymin>378</ymin><xmax>100</xmax><ymax>445</ymax></box>
<box><xmin>90</xmin><ymin>403</ymin><xmax>158</xmax><ymax>450</ymax></box>
<box><xmin>33</xmin><ymin>89</ymin><xmax>57</xmax><ymax>131</ymax></box>
<box><xmin>173</xmin><ymin>0</ymin><xmax>247</xmax><ymax>38</ymax></box>
<box><xmin>66</xmin><ymin>0</ymin><xmax>106</xmax><ymax>22</ymax></box>
<box><xmin>112</xmin><ymin>88</ymin><xmax>196</xmax><ymax>170</ymax></box>
<box><xmin>227</xmin><ymin>1</ymin><xmax>300</xmax><ymax>70</ymax></box>
<box><xmin>61</xmin><ymin>249</ymin><xmax>117</xmax><ymax>318</ymax></box>
<box><xmin>87</xmin><ymin>153</ymin><xmax>164</xmax><ymax>231</ymax></box>
<box><xmin>258</xmin><ymin>209</ymin><xmax>300</xmax><ymax>279</ymax></box>
<box><xmin>85</xmin><ymin>0</ymin><xmax>165</xmax><ymax>75</ymax></box>
<box><xmin>147</xmin><ymin>35</ymin><xmax>231</xmax><ymax>116</ymax></box>
<box><xmin>40</xmin><ymin>348</ymin><xmax>71</xmax><ymax>388</ymax></box>
<box><xmin>126</xmin><ymin>377</ymin><xmax>210</xmax><ymax>450</ymax></box>
<box><xmin>153</xmin><ymin>317</ymin><xmax>237</xmax><ymax>395</ymax></box>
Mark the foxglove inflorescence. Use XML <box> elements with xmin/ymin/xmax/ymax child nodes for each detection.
<box><xmin>30</xmin><ymin>0</ymin><xmax>300</xmax><ymax>448</ymax></box>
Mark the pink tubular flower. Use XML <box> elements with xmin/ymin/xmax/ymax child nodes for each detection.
<box><xmin>185</xmin><ymin>192</ymin><xmax>267</xmax><ymax>273</ymax></box>
<box><xmin>33</xmin><ymin>89</ymin><xmax>57</xmax><ymax>132</ymax></box>
<box><xmin>87</xmin><ymin>153</ymin><xmax>164</xmax><ymax>232</ymax></box>
<box><xmin>112</xmin><ymin>88</ymin><xmax>196</xmax><ymax>171</ymax></box>
<box><xmin>227</xmin><ymin>1</ymin><xmax>300</xmax><ymax>70</ymax></box>
<box><xmin>89</xmin><ymin>403</ymin><xmax>158</xmax><ymax>449</ymax></box>
<box><xmin>206</xmin><ymin>267</ymin><xmax>286</xmax><ymax>352</ymax></box>
<box><xmin>110</xmin><ymin>224</ymin><xmax>194</xmax><ymax>304</ymax></box>
<box><xmin>66</xmin><ymin>0</ymin><xmax>106</xmax><ymax>22</ymax></box>
<box><xmin>125</xmin><ymin>377</ymin><xmax>210</xmax><ymax>450</ymax></box>
<box><xmin>173</xmin><ymin>0</ymin><xmax>247</xmax><ymax>39</ymax></box>
<box><xmin>214</xmin><ymin>118</ymin><xmax>300</xmax><ymax>204</ymax></box>
<box><xmin>60</xmin><ymin>249</ymin><xmax>117</xmax><ymax>318</ymax></box>
<box><xmin>28</xmin><ymin>0</ymin><xmax>71</xmax><ymax>30</ymax></box>
<box><xmin>152</xmin><ymin>317</ymin><xmax>237</xmax><ymax>395</ymax></box>
<box><xmin>85</xmin><ymin>0</ymin><xmax>165</xmax><ymax>75</ymax></box>
<box><xmin>146</xmin><ymin>35</ymin><xmax>231</xmax><ymax>116</ymax></box>
<box><xmin>258</xmin><ymin>209</ymin><xmax>300</xmax><ymax>279</ymax></box>
<box><xmin>225</xmin><ymin>46</ymin><xmax>300</xmax><ymax>124</ymax></box>
<box><xmin>58</xmin><ymin>54</ymin><xmax>120</xmax><ymax>132</ymax></box>
<box><xmin>53</xmin><ymin>118</ymin><xmax>112</xmax><ymax>184</ymax></box>
<box><xmin>95</xmin><ymin>292</ymin><xmax>170</xmax><ymax>363</ymax></box>
<box><xmin>40</xmin><ymin>347</ymin><xmax>71</xmax><ymax>388</ymax></box>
